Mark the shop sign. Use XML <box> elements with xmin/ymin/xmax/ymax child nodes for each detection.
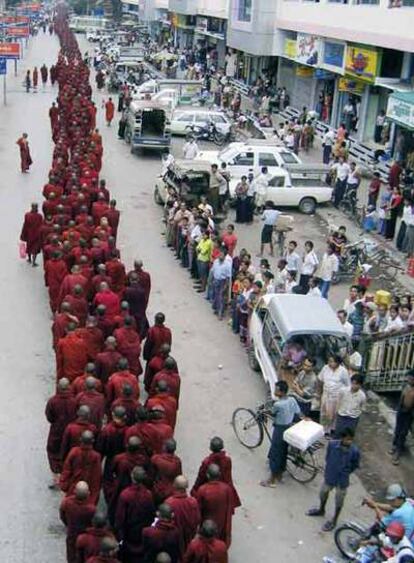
<box><xmin>345</xmin><ymin>45</ymin><xmax>379</xmax><ymax>83</ymax></box>
<box><xmin>284</xmin><ymin>38</ymin><xmax>296</xmax><ymax>59</ymax></box>
<box><xmin>6</xmin><ymin>25</ymin><xmax>29</xmax><ymax>37</ymax></box>
<box><xmin>0</xmin><ymin>16</ymin><xmax>30</xmax><ymax>23</ymax></box>
<box><xmin>0</xmin><ymin>42</ymin><xmax>20</xmax><ymax>59</ymax></box>
<box><xmin>338</xmin><ymin>77</ymin><xmax>366</xmax><ymax>94</ymax></box>
<box><xmin>323</xmin><ymin>41</ymin><xmax>345</xmax><ymax>70</ymax></box>
<box><xmin>296</xmin><ymin>33</ymin><xmax>320</xmax><ymax>66</ymax></box>
<box><xmin>387</xmin><ymin>96</ymin><xmax>414</xmax><ymax>129</ymax></box>
<box><xmin>196</xmin><ymin>16</ymin><xmax>208</xmax><ymax>31</ymax></box>
<box><xmin>296</xmin><ymin>65</ymin><xmax>314</xmax><ymax>77</ymax></box>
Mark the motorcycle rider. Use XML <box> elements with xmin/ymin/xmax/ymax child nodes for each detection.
<box><xmin>363</xmin><ymin>484</ymin><xmax>414</xmax><ymax>540</ymax></box>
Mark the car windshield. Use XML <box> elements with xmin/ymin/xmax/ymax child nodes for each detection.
<box><xmin>280</xmin><ymin>152</ymin><xmax>299</xmax><ymax>164</ymax></box>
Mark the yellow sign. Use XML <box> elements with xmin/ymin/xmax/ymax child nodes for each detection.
<box><xmin>296</xmin><ymin>65</ymin><xmax>314</xmax><ymax>77</ymax></box>
<box><xmin>284</xmin><ymin>38</ymin><xmax>296</xmax><ymax>59</ymax></box>
<box><xmin>338</xmin><ymin>77</ymin><xmax>366</xmax><ymax>95</ymax></box>
<box><xmin>345</xmin><ymin>45</ymin><xmax>379</xmax><ymax>83</ymax></box>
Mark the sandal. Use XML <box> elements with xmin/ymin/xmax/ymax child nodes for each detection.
<box><xmin>322</xmin><ymin>520</ymin><xmax>335</xmax><ymax>532</ymax></box>
<box><xmin>307</xmin><ymin>508</ymin><xmax>325</xmax><ymax>517</ymax></box>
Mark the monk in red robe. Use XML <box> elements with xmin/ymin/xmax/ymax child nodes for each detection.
<box><xmin>183</xmin><ymin>520</ymin><xmax>228</xmax><ymax>563</ymax></box>
<box><xmin>76</xmin><ymin>512</ymin><xmax>115</xmax><ymax>563</ymax></box>
<box><xmin>123</xmin><ymin>274</ymin><xmax>148</xmax><ymax>338</ymax></box>
<box><xmin>94</xmin><ymin>282</ymin><xmax>120</xmax><ymax>321</ymax></box>
<box><xmin>71</xmin><ymin>364</ymin><xmax>103</xmax><ymax>396</ymax></box>
<box><xmin>113</xmin><ymin>317</ymin><xmax>142</xmax><ymax>376</ymax></box>
<box><xmin>45</xmin><ymin>378</ymin><xmax>77</xmax><ymax>482</ymax></box>
<box><xmin>127</xmin><ymin>260</ymin><xmax>151</xmax><ymax>307</ymax></box>
<box><xmin>149</xmin><ymin>357</ymin><xmax>181</xmax><ymax>407</ymax></box>
<box><xmin>142</xmin><ymin>503</ymin><xmax>181</xmax><ymax>563</ymax></box>
<box><xmin>16</xmin><ymin>132</ymin><xmax>32</xmax><ymax>172</ymax></box>
<box><xmin>49</xmin><ymin>102</ymin><xmax>59</xmax><ymax>133</ymax></box>
<box><xmin>114</xmin><ymin>466</ymin><xmax>156</xmax><ymax>561</ymax></box>
<box><xmin>106</xmin><ymin>200</ymin><xmax>120</xmax><ymax>240</ymax></box>
<box><xmin>106</xmin><ymin>358</ymin><xmax>139</xmax><ymax>405</ymax></box>
<box><xmin>45</xmin><ymin>251</ymin><xmax>69</xmax><ymax>312</ymax></box>
<box><xmin>59</xmin><ymin>265</ymin><xmax>88</xmax><ymax>307</ymax></box>
<box><xmin>191</xmin><ymin>437</ymin><xmax>241</xmax><ymax>509</ymax></box>
<box><xmin>56</xmin><ymin>323</ymin><xmax>89</xmax><ymax>382</ymax></box>
<box><xmin>166</xmin><ymin>476</ymin><xmax>201</xmax><ymax>554</ymax></box>
<box><xmin>60</xmin><ymin>405</ymin><xmax>97</xmax><ymax>462</ymax></box>
<box><xmin>75</xmin><ymin>377</ymin><xmax>105</xmax><ymax>429</ymax></box>
<box><xmin>111</xmin><ymin>383</ymin><xmax>139</xmax><ymax>426</ymax></box>
<box><xmin>144</xmin><ymin>344</ymin><xmax>171</xmax><ymax>393</ymax></box>
<box><xmin>93</xmin><ymin>337</ymin><xmax>120</xmax><ymax>384</ymax></box>
<box><xmin>125</xmin><ymin>407</ymin><xmax>162</xmax><ymax>457</ymax></box>
<box><xmin>193</xmin><ymin>464</ymin><xmax>237</xmax><ymax>547</ymax></box>
<box><xmin>146</xmin><ymin>381</ymin><xmax>178</xmax><ymax>430</ymax></box>
<box><xmin>52</xmin><ymin>302</ymin><xmax>78</xmax><ymax>350</ymax></box>
<box><xmin>143</xmin><ymin>313</ymin><xmax>172</xmax><ymax>362</ymax></box>
<box><xmin>105</xmin><ymin>98</ymin><xmax>115</xmax><ymax>126</ymax></box>
<box><xmin>148</xmin><ymin>408</ymin><xmax>174</xmax><ymax>454</ymax></box>
<box><xmin>151</xmin><ymin>438</ymin><xmax>182</xmax><ymax>504</ymax></box>
<box><xmin>20</xmin><ymin>203</ymin><xmax>43</xmax><ymax>265</ymax></box>
<box><xmin>105</xmin><ymin>251</ymin><xmax>126</xmax><ymax>295</ymax></box>
<box><xmin>86</xmin><ymin>536</ymin><xmax>121</xmax><ymax>563</ymax></box>
<box><xmin>59</xmin><ymin>481</ymin><xmax>95</xmax><ymax>563</ymax></box>
<box><xmin>63</xmin><ymin>285</ymin><xmax>89</xmax><ymax>327</ymax></box>
<box><xmin>60</xmin><ymin>430</ymin><xmax>102</xmax><ymax>505</ymax></box>
<box><xmin>76</xmin><ymin>316</ymin><xmax>104</xmax><ymax>361</ymax></box>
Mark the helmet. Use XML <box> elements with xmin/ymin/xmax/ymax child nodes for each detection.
<box><xmin>385</xmin><ymin>484</ymin><xmax>406</xmax><ymax>501</ymax></box>
<box><xmin>386</xmin><ymin>521</ymin><xmax>405</xmax><ymax>540</ymax></box>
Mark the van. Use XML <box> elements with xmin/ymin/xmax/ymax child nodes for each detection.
<box><xmin>125</xmin><ymin>100</ymin><xmax>171</xmax><ymax>152</ymax></box>
<box><xmin>249</xmin><ymin>294</ymin><xmax>350</xmax><ymax>391</ymax></box>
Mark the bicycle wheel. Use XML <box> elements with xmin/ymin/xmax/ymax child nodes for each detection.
<box><xmin>286</xmin><ymin>447</ymin><xmax>318</xmax><ymax>483</ymax></box>
<box><xmin>232</xmin><ymin>408</ymin><xmax>264</xmax><ymax>449</ymax></box>
<box><xmin>334</xmin><ymin>523</ymin><xmax>366</xmax><ymax>560</ymax></box>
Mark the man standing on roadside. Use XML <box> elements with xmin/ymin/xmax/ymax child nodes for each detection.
<box><xmin>389</xmin><ymin>371</ymin><xmax>414</xmax><ymax>465</ymax></box>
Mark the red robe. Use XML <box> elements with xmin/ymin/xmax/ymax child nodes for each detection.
<box><xmin>143</xmin><ymin>325</ymin><xmax>172</xmax><ymax>361</ymax></box>
<box><xmin>149</xmin><ymin>370</ymin><xmax>181</xmax><ymax>407</ymax></box>
<box><xmin>60</xmin><ymin>419</ymin><xmax>98</xmax><ymax>462</ymax></box>
<box><xmin>60</xmin><ymin>495</ymin><xmax>95</xmax><ymax>563</ymax></box>
<box><xmin>75</xmin><ymin>390</ymin><xmax>105</xmax><ymax>429</ymax></box>
<box><xmin>20</xmin><ymin>211</ymin><xmax>43</xmax><ymax>254</ymax></box>
<box><xmin>44</xmin><ymin>258</ymin><xmax>68</xmax><ymax>312</ymax></box>
<box><xmin>95</xmin><ymin>350</ymin><xmax>122</xmax><ymax>384</ymax></box>
<box><xmin>45</xmin><ymin>390</ymin><xmax>77</xmax><ymax>473</ymax></box>
<box><xmin>114</xmin><ymin>483</ymin><xmax>155</xmax><ymax>558</ymax></box>
<box><xmin>191</xmin><ymin>451</ymin><xmax>241</xmax><ymax>508</ymax></box>
<box><xmin>71</xmin><ymin>375</ymin><xmax>103</xmax><ymax>397</ymax></box>
<box><xmin>166</xmin><ymin>492</ymin><xmax>201</xmax><ymax>554</ymax></box>
<box><xmin>76</xmin><ymin>527</ymin><xmax>115</xmax><ymax>563</ymax></box>
<box><xmin>144</xmin><ymin>355</ymin><xmax>165</xmax><ymax>392</ymax></box>
<box><xmin>110</xmin><ymin>396</ymin><xmax>139</xmax><ymax>426</ymax></box>
<box><xmin>60</xmin><ymin>444</ymin><xmax>102</xmax><ymax>505</ymax></box>
<box><xmin>106</xmin><ymin>370</ymin><xmax>139</xmax><ymax>405</ymax></box>
<box><xmin>142</xmin><ymin>519</ymin><xmax>181</xmax><ymax>563</ymax></box>
<box><xmin>113</xmin><ymin>326</ymin><xmax>142</xmax><ymax>376</ymax></box>
<box><xmin>105</xmin><ymin>208</ymin><xmax>120</xmax><ymax>239</ymax></box>
<box><xmin>125</xmin><ymin>421</ymin><xmax>163</xmax><ymax>457</ymax></box>
<box><xmin>52</xmin><ymin>312</ymin><xmax>75</xmax><ymax>350</ymax></box>
<box><xmin>16</xmin><ymin>137</ymin><xmax>32</xmax><ymax>172</ymax></box>
<box><xmin>96</xmin><ymin>420</ymin><xmax>128</xmax><ymax>502</ymax></box>
<box><xmin>194</xmin><ymin>481</ymin><xmax>236</xmax><ymax>547</ymax></box>
<box><xmin>105</xmin><ymin>259</ymin><xmax>126</xmax><ymax>295</ymax></box>
<box><xmin>147</xmin><ymin>418</ymin><xmax>174</xmax><ymax>454</ymax></box>
<box><xmin>146</xmin><ymin>393</ymin><xmax>178</xmax><ymax>430</ymax></box>
<box><xmin>127</xmin><ymin>269</ymin><xmax>151</xmax><ymax>306</ymax></box>
<box><xmin>150</xmin><ymin>452</ymin><xmax>182</xmax><ymax>504</ymax></box>
<box><xmin>56</xmin><ymin>332</ymin><xmax>89</xmax><ymax>382</ymax></box>
<box><xmin>76</xmin><ymin>326</ymin><xmax>104</xmax><ymax>361</ymax></box>
<box><xmin>93</xmin><ymin>289</ymin><xmax>120</xmax><ymax>320</ymax></box>
<box><xmin>63</xmin><ymin>294</ymin><xmax>89</xmax><ymax>327</ymax></box>
<box><xmin>183</xmin><ymin>536</ymin><xmax>228</xmax><ymax>563</ymax></box>
<box><xmin>105</xmin><ymin>100</ymin><xmax>115</xmax><ymax>123</ymax></box>
<box><xmin>59</xmin><ymin>273</ymin><xmax>88</xmax><ymax>307</ymax></box>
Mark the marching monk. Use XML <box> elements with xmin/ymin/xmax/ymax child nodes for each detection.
<box><xmin>125</xmin><ymin>406</ymin><xmax>162</xmax><ymax>458</ymax></box>
<box><xmin>149</xmin><ymin>357</ymin><xmax>181</xmax><ymax>406</ymax></box>
<box><xmin>60</xmin><ymin>430</ymin><xmax>102</xmax><ymax>505</ymax></box>
<box><xmin>95</xmin><ymin>336</ymin><xmax>122</xmax><ymax>385</ymax></box>
<box><xmin>105</xmin><ymin>251</ymin><xmax>126</xmax><ymax>295</ymax></box>
<box><xmin>127</xmin><ymin>259</ymin><xmax>151</xmax><ymax>306</ymax></box>
<box><xmin>45</xmin><ymin>378</ymin><xmax>77</xmax><ymax>486</ymax></box>
<box><xmin>85</xmin><ymin>536</ymin><xmax>121</xmax><ymax>563</ymax></box>
<box><xmin>59</xmin><ymin>265</ymin><xmax>88</xmax><ymax>308</ymax></box>
<box><xmin>191</xmin><ymin>437</ymin><xmax>241</xmax><ymax>509</ymax></box>
<box><xmin>148</xmin><ymin>407</ymin><xmax>174</xmax><ymax>455</ymax></box>
<box><xmin>71</xmin><ymin>363</ymin><xmax>103</xmax><ymax>397</ymax></box>
<box><xmin>106</xmin><ymin>358</ymin><xmax>139</xmax><ymax>405</ymax></box>
<box><xmin>144</xmin><ymin>313</ymin><xmax>172</xmax><ymax>362</ymax></box>
<box><xmin>183</xmin><ymin>520</ymin><xmax>228</xmax><ymax>563</ymax></box>
<box><xmin>76</xmin><ymin>512</ymin><xmax>115</xmax><ymax>563</ymax></box>
<box><xmin>56</xmin><ymin>322</ymin><xmax>89</xmax><ymax>382</ymax></box>
<box><xmin>44</xmin><ymin>251</ymin><xmax>68</xmax><ymax>312</ymax></box>
<box><xmin>111</xmin><ymin>383</ymin><xmax>139</xmax><ymax>426</ymax></box>
<box><xmin>60</xmin><ymin>405</ymin><xmax>97</xmax><ymax>462</ymax></box>
<box><xmin>94</xmin><ymin>282</ymin><xmax>120</xmax><ymax>321</ymax></box>
<box><xmin>63</xmin><ymin>285</ymin><xmax>89</xmax><ymax>327</ymax></box>
<box><xmin>52</xmin><ymin>302</ymin><xmax>78</xmax><ymax>351</ymax></box>
<box><xmin>113</xmin><ymin>316</ymin><xmax>142</xmax><ymax>376</ymax></box>
<box><xmin>166</xmin><ymin>476</ymin><xmax>201</xmax><ymax>554</ymax></box>
<box><xmin>106</xmin><ymin>200</ymin><xmax>120</xmax><ymax>241</ymax></box>
<box><xmin>193</xmin><ymin>464</ymin><xmax>237</xmax><ymax>547</ymax></box>
<box><xmin>76</xmin><ymin>316</ymin><xmax>104</xmax><ymax>362</ymax></box>
<box><xmin>16</xmin><ymin>132</ymin><xmax>32</xmax><ymax>173</ymax></box>
<box><xmin>151</xmin><ymin>438</ymin><xmax>182</xmax><ymax>505</ymax></box>
<box><xmin>114</xmin><ymin>466</ymin><xmax>156</xmax><ymax>561</ymax></box>
<box><xmin>144</xmin><ymin>344</ymin><xmax>171</xmax><ymax>393</ymax></box>
<box><xmin>105</xmin><ymin>98</ymin><xmax>115</xmax><ymax>126</ymax></box>
<box><xmin>146</xmin><ymin>381</ymin><xmax>178</xmax><ymax>431</ymax></box>
<box><xmin>20</xmin><ymin>203</ymin><xmax>43</xmax><ymax>266</ymax></box>
<box><xmin>49</xmin><ymin>102</ymin><xmax>59</xmax><ymax>133</ymax></box>
<box><xmin>142</xmin><ymin>503</ymin><xmax>181</xmax><ymax>563</ymax></box>
<box><xmin>75</xmin><ymin>377</ymin><xmax>105</xmax><ymax>429</ymax></box>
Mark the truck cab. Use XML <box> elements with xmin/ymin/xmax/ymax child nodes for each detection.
<box><xmin>125</xmin><ymin>100</ymin><xmax>171</xmax><ymax>153</ymax></box>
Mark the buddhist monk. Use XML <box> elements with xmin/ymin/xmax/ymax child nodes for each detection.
<box><xmin>166</xmin><ymin>476</ymin><xmax>201</xmax><ymax>554</ymax></box>
<box><xmin>125</xmin><ymin>406</ymin><xmax>162</xmax><ymax>457</ymax></box>
<box><xmin>148</xmin><ymin>407</ymin><xmax>174</xmax><ymax>455</ymax></box>
<box><xmin>123</xmin><ymin>273</ymin><xmax>148</xmax><ymax>338</ymax></box>
<box><xmin>95</xmin><ymin>305</ymin><xmax>116</xmax><ymax>339</ymax></box>
<box><xmin>60</xmin><ymin>430</ymin><xmax>102</xmax><ymax>505</ymax></box>
<box><xmin>106</xmin><ymin>358</ymin><xmax>139</xmax><ymax>405</ymax></box>
<box><xmin>63</xmin><ymin>285</ymin><xmax>89</xmax><ymax>327</ymax></box>
<box><xmin>105</xmin><ymin>251</ymin><xmax>126</xmax><ymax>295</ymax></box>
<box><xmin>191</xmin><ymin>437</ymin><xmax>241</xmax><ymax>509</ymax></box>
<box><xmin>59</xmin><ymin>265</ymin><xmax>88</xmax><ymax>307</ymax></box>
<box><xmin>44</xmin><ymin>251</ymin><xmax>68</xmax><ymax>312</ymax></box>
<box><xmin>94</xmin><ymin>282</ymin><xmax>120</xmax><ymax>321</ymax></box>
<box><xmin>142</xmin><ymin>503</ymin><xmax>181</xmax><ymax>563</ymax></box>
<box><xmin>127</xmin><ymin>260</ymin><xmax>151</xmax><ymax>306</ymax></box>
<box><xmin>45</xmin><ymin>378</ymin><xmax>77</xmax><ymax>486</ymax></box>
<box><xmin>143</xmin><ymin>313</ymin><xmax>172</xmax><ymax>362</ymax></box>
<box><xmin>183</xmin><ymin>520</ymin><xmax>228</xmax><ymax>563</ymax></box>
<box><xmin>60</xmin><ymin>405</ymin><xmax>97</xmax><ymax>462</ymax></box>
<box><xmin>56</xmin><ymin>322</ymin><xmax>89</xmax><ymax>382</ymax></box>
<box><xmin>71</xmin><ymin>363</ymin><xmax>103</xmax><ymax>396</ymax></box>
<box><xmin>105</xmin><ymin>98</ymin><xmax>115</xmax><ymax>126</ymax></box>
<box><xmin>111</xmin><ymin>383</ymin><xmax>139</xmax><ymax>426</ymax></box>
<box><xmin>106</xmin><ymin>200</ymin><xmax>120</xmax><ymax>240</ymax></box>
<box><xmin>149</xmin><ymin>357</ymin><xmax>181</xmax><ymax>407</ymax></box>
<box><xmin>151</xmin><ymin>438</ymin><xmax>182</xmax><ymax>505</ymax></box>
<box><xmin>49</xmin><ymin>101</ymin><xmax>59</xmax><ymax>132</ymax></box>
<box><xmin>52</xmin><ymin>302</ymin><xmax>78</xmax><ymax>350</ymax></box>
<box><xmin>20</xmin><ymin>203</ymin><xmax>43</xmax><ymax>265</ymax></box>
<box><xmin>76</xmin><ymin>316</ymin><xmax>104</xmax><ymax>361</ymax></box>
<box><xmin>59</xmin><ymin>481</ymin><xmax>95</xmax><ymax>563</ymax></box>
<box><xmin>86</xmin><ymin>536</ymin><xmax>121</xmax><ymax>562</ymax></box>
<box><xmin>144</xmin><ymin>344</ymin><xmax>171</xmax><ymax>393</ymax></box>
<box><xmin>114</xmin><ymin>466</ymin><xmax>155</xmax><ymax>562</ymax></box>
<box><xmin>95</xmin><ymin>337</ymin><xmax>122</xmax><ymax>384</ymax></box>
<box><xmin>146</xmin><ymin>381</ymin><xmax>178</xmax><ymax>430</ymax></box>
<box><xmin>113</xmin><ymin>316</ymin><xmax>142</xmax><ymax>376</ymax></box>
<box><xmin>16</xmin><ymin>132</ymin><xmax>32</xmax><ymax>172</ymax></box>
<box><xmin>75</xmin><ymin>377</ymin><xmax>105</xmax><ymax>429</ymax></box>
<box><xmin>76</xmin><ymin>512</ymin><xmax>115</xmax><ymax>563</ymax></box>
<box><xmin>193</xmin><ymin>464</ymin><xmax>237</xmax><ymax>547</ymax></box>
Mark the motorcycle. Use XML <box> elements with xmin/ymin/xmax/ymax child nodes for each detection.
<box><xmin>335</xmin><ymin>519</ymin><xmax>393</xmax><ymax>561</ymax></box>
<box><xmin>331</xmin><ymin>240</ymin><xmax>369</xmax><ymax>285</ymax></box>
<box><xmin>185</xmin><ymin>121</ymin><xmax>227</xmax><ymax>147</ymax></box>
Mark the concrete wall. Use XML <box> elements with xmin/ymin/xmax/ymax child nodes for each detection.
<box><xmin>227</xmin><ymin>0</ymin><xmax>278</xmax><ymax>55</ymax></box>
<box><xmin>197</xmin><ymin>0</ymin><xmax>229</xmax><ymax>19</ymax></box>
<box><xmin>169</xmin><ymin>0</ymin><xmax>198</xmax><ymax>14</ymax></box>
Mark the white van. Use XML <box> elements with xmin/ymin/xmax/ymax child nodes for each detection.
<box><xmin>249</xmin><ymin>294</ymin><xmax>350</xmax><ymax>392</ymax></box>
<box><xmin>170</xmin><ymin>109</ymin><xmax>232</xmax><ymax>136</ymax></box>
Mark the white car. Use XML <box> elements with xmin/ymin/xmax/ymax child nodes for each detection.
<box><xmin>228</xmin><ymin>165</ymin><xmax>332</xmax><ymax>214</ymax></box>
<box><xmin>197</xmin><ymin>141</ymin><xmax>301</xmax><ymax>177</ymax></box>
<box><xmin>151</xmin><ymin>89</ymin><xmax>178</xmax><ymax>110</ymax></box>
<box><xmin>170</xmin><ymin>110</ymin><xmax>232</xmax><ymax>136</ymax></box>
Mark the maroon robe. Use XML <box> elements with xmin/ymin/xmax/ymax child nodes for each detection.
<box><xmin>146</xmin><ymin>393</ymin><xmax>178</xmax><ymax>430</ymax></box>
<box><xmin>75</xmin><ymin>390</ymin><xmax>105</xmax><ymax>429</ymax></box>
<box><xmin>144</xmin><ymin>354</ymin><xmax>165</xmax><ymax>392</ymax></box>
<box><xmin>105</xmin><ymin>208</ymin><xmax>120</xmax><ymax>239</ymax></box>
<box><xmin>71</xmin><ymin>375</ymin><xmax>103</xmax><ymax>397</ymax></box>
<box><xmin>148</xmin><ymin>418</ymin><xmax>174</xmax><ymax>454</ymax></box>
<box><xmin>150</xmin><ymin>452</ymin><xmax>182</xmax><ymax>504</ymax></box>
<box><xmin>76</xmin><ymin>326</ymin><xmax>104</xmax><ymax>361</ymax></box>
<box><xmin>125</xmin><ymin>421</ymin><xmax>163</xmax><ymax>457</ymax></box>
<box><xmin>191</xmin><ymin>451</ymin><xmax>241</xmax><ymax>508</ymax></box>
<box><xmin>183</xmin><ymin>536</ymin><xmax>228</xmax><ymax>563</ymax></box>
<box><xmin>45</xmin><ymin>390</ymin><xmax>77</xmax><ymax>473</ymax></box>
<box><xmin>59</xmin><ymin>273</ymin><xmax>88</xmax><ymax>307</ymax></box>
<box><xmin>95</xmin><ymin>350</ymin><xmax>122</xmax><ymax>384</ymax></box>
<box><xmin>63</xmin><ymin>294</ymin><xmax>89</xmax><ymax>327</ymax></box>
<box><xmin>123</xmin><ymin>285</ymin><xmax>148</xmax><ymax>337</ymax></box>
<box><xmin>142</xmin><ymin>519</ymin><xmax>181</xmax><ymax>563</ymax></box>
<box><xmin>52</xmin><ymin>312</ymin><xmax>75</xmax><ymax>350</ymax></box>
<box><xmin>60</xmin><ymin>444</ymin><xmax>102</xmax><ymax>505</ymax></box>
<box><xmin>56</xmin><ymin>332</ymin><xmax>89</xmax><ymax>382</ymax></box>
<box><xmin>127</xmin><ymin>269</ymin><xmax>151</xmax><ymax>306</ymax></box>
<box><xmin>113</xmin><ymin>326</ymin><xmax>142</xmax><ymax>376</ymax></box>
<box><xmin>106</xmin><ymin>370</ymin><xmax>139</xmax><ymax>405</ymax></box>
<box><xmin>76</xmin><ymin>527</ymin><xmax>116</xmax><ymax>563</ymax></box>
<box><xmin>194</xmin><ymin>481</ymin><xmax>236</xmax><ymax>547</ymax></box>
<box><xmin>149</xmin><ymin>370</ymin><xmax>181</xmax><ymax>407</ymax></box>
<box><xmin>44</xmin><ymin>258</ymin><xmax>68</xmax><ymax>312</ymax></box>
<box><xmin>114</xmin><ymin>483</ymin><xmax>155</xmax><ymax>558</ymax></box>
<box><xmin>166</xmin><ymin>492</ymin><xmax>201</xmax><ymax>554</ymax></box>
<box><xmin>20</xmin><ymin>211</ymin><xmax>43</xmax><ymax>254</ymax></box>
<box><xmin>96</xmin><ymin>420</ymin><xmax>128</xmax><ymax>502</ymax></box>
<box><xmin>60</xmin><ymin>419</ymin><xmax>98</xmax><ymax>462</ymax></box>
<box><xmin>111</xmin><ymin>396</ymin><xmax>139</xmax><ymax>426</ymax></box>
<box><xmin>143</xmin><ymin>325</ymin><xmax>172</xmax><ymax>361</ymax></box>
<box><xmin>105</xmin><ymin>259</ymin><xmax>126</xmax><ymax>295</ymax></box>
<box><xmin>60</xmin><ymin>495</ymin><xmax>95</xmax><ymax>563</ymax></box>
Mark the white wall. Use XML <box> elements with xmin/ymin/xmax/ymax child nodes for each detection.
<box><xmin>227</xmin><ymin>0</ymin><xmax>278</xmax><ymax>55</ymax></box>
<box><xmin>197</xmin><ymin>0</ymin><xmax>229</xmax><ymax>19</ymax></box>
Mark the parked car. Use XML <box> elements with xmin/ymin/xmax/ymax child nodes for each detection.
<box><xmin>151</xmin><ymin>89</ymin><xmax>179</xmax><ymax>110</ymax></box>
<box><xmin>170</xmin><ymin>109</ymin><xmax>232</xmax><ymax>136</ymax></box>
<box><xmin>125</xmin><ymin>100</ymin><xmax>171</xmax><ymax>153</ymax></box>
<box><xmin>197</xmin><ymin>140</ymin><xmax>301</xmax><ymax>177</ymax></box>
<box><xmin>228</xmin><ymin>164</ymin><xmax>332</xmax><ymax>214</ymax></box>
<box><xmin>249</xmin><ymin>294</ymin><xmax>350</xmax><ymax>391</ymax></box>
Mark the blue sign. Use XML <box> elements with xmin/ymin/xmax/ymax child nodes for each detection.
<box><xmin>0</xmin><ymin>58</ymin><xmax>6</xmax><ymax>75</ymax></box>
<box><xmin>323</xmin><ymin>41</ymin><xmax>345</xmax><ymax>68</ymax></box>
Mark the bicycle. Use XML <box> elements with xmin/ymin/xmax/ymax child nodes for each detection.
<box><xmin>231</xmin><ymin>403</ymin><xmax>323</xmax><ymax>483</ymax></box>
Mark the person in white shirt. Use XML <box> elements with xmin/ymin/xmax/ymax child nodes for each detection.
<box><xmin>183</xmin><ymin>137</ymin><xmax>199</xmax><ymax>160</ymax></box>
<box><xmin>300</xmin><ymin>240</ymin><xmax>319</xmax><ymax>292</ymax></box>
<box><xmin>307</xmin><ymin>277</ymin><xmax>321</xmax><ymax>296</ymax></box>
<box><xmin>335</xmin><ymin>374</ymin><xmax>366</xmax><ymax>435</ymax></box>
<box><xmin>254</xmin><ymin>166</ymin><xmax>272</xmax><ymax>213</ymax></box>
<box><xmin>284</xmin><ymin>240</ymin><xmax>302</xmax><ymax>273</ymax></box>
<box><xmin>331</xmin><ymin>157</ymin><xmax>350</xmax><ymax>207</ymax></box>
<box><xmin>343</xmin><ymin>285</ymin><xmax>360</xmax><ymax>316</ymax></box>
<box><xmin>385</xmin><ymin>305</ymin><xmax>404</xmax><ymax>334</ymax></box>
<box><xmin>259</xmin><ymin>201</ymin><xmax>280</xmax><ymax>257</ymax></box>
<box><xmin>318</xmin><ymin>243</ymin><xmax>339</xmax><ymax>299</ymax></box>
<box><xmin>275</xmin><ymin>258</ymin><xmax>288</xmax><ymax>290</ymax></box>
<box><xmin>319</xmin><ymin>355</ymin><xmax>350</xmax><ymax>434</ymax></box>
<box><xmin>322</xmin><ymin>129</ymin><xmax>335</xmax><ymax>164</ymax></box>
<box><xmin>285</xmin><ymin>270</ymin><xmax>298</xmax><ymax>293</ymax></box>
<box><xmin>246</xmin><ymin>170</ymin><xmax>256</xmax><ymax>222</ymax></box>
<box><xmin>337</xmin><ymin>309</ymin><xmax>354</xmax><ymax>338</ymax></box>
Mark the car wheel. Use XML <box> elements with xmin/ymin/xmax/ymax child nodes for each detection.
<box><xmin>248</xmin><ymin>345</ymin><xmax>261</xmax><ymax>372</ymax></box>
<box><xmin>154</xmin><ymin>187</ymin><xmax>163</xmax><ymax>205</ymax></box>
<box><xmin>299</xmin><ymin>197</ymin><xmax>316</xmax><ymax>214</ymax></box>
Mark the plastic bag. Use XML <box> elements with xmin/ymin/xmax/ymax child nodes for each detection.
<box><xmin>19</xmin><ymin>241</ymin><xmax>27</xmax><ymax>259</ymax></box>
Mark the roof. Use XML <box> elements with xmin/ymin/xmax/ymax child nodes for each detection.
<box><xmin>263</xmin><ymin>294</ymin><xmax>348</xmax><ymax>340</ymax></box>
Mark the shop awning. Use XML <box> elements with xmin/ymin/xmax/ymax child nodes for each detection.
<box><xmin>386</xmin><ymin>91</ymin><xmax>414</xmax><ymax>130</ymax></box>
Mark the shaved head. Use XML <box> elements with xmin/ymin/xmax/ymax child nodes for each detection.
<box><xmin>173</xmin><ymin>475</ymin><xmax>188</xmax><ymax>492</ymax></box>
<box><xmin>58</xmin><ymin>378</ymin><xmax>70</xmax><ymax>391</ymax></box>
<box><xmin>74</xmin><ymin>481</ymin><xmax>90</xmax><ymax>499</ymax></box>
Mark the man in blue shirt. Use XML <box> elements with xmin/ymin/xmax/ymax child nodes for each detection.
<box><xmin>307</xmin><ymin>427</ymin><xmax>360</xmax><ymax>531</ymax></box>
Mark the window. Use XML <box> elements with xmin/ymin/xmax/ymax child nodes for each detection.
<box><xmin>328</xmin><ymin>0</ymin><xmax>348</xmax><ymax>3</ymax></box>
<box><xmin>259</xmin><ymin>152</ymin><xmax>278</xmax><ymax>167</ymax></box>
<box><xmin>269</xmin><ymin>176</ymin><xmax>286</xmax><ymax>187</ymax></box>
<box><xmin>262</xmin><ymin>316</ymin><xmax>282</xmax><ymax>365</ymax></box>
<box><xmin>237</xmin><ymin>0</ymin><xmax>253</xmax><ymax>22</ymax></box>
<box><xmin>280</xmin><ymin>152</ymin><xmax>299</xmax><ymax>164</ymax></box>
<box><xmin>233</xmin><ymin>152</ymin><xmax>254</xmax><ymax>166</ymax></box>
<box><xmin>354</xmin><ymin>0</ymin><xmax>379</xmax><ymax>4</ymax></box>
<box><xmin>177</xmin><ymin>113</ymin><xmax>193</xmax><ymax>122</ymax></box>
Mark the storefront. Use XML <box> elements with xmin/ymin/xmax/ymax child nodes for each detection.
<box><xmin>171</xmin><ymin>13</ymin><xmax>196</xmax><ymax>49</ymax></box>
<box><xmin>194</xmin><ymin>15</ymin><xmax>227</xmax><ymax>68</ymax></box>
<box><xmin>386</xmin><ymin>91</ymin><xmax>414</xmax><ymax>167</ymax></box>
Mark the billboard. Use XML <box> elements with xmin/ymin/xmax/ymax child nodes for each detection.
<box><xmin>0</xmin><ymin>43</ymin><xmax>21</xmax><ymax>59</ymax></box>
<box><xmin>296</xmin><ymin>34</ymin><xmax>320</xmax><ymax>66</ymax></box>
<box><xmin>345</xmin><ymin>45</ymin><xmax>379</xmax><ymax>83</ymax></box>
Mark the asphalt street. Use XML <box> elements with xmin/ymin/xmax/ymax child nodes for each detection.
<box><xmin>0</xmin><ymin>32</ymin><xmax>371</xmax><ymax>562</ymax></box>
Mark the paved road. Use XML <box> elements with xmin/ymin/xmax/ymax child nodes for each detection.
<box><xmin>0</xmin><ymin>32</ymin><xmax>370</xmax><ymax>562</ymax></box>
